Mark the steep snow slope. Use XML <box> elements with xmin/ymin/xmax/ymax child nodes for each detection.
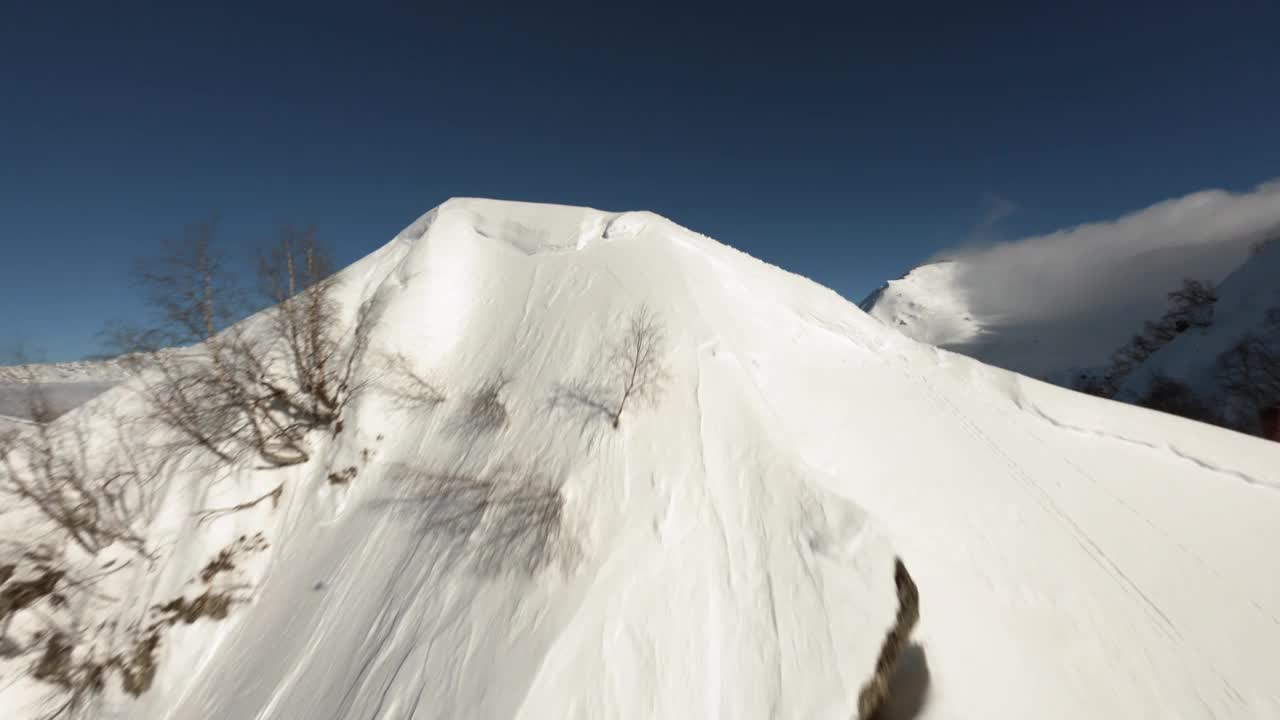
<box><xmin>6</xmin><ymin>198</ymin><xmax>1280</xmax><ymax>719</ymax></box>
<box><xmin>140</xmin><ymin>201</ymin><xmax>903</xmax><ymax>720</ymax></box>
<box><xmin>4</xmin><ymin>200</ymin><xmax>902</xmax><ymax>720</ymax></box>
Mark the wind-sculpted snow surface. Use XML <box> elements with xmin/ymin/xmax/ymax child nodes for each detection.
<box><xmin>4</xmin><ymin>198</ymin><xmax>1280</xmax><ymax>719</ymax></box>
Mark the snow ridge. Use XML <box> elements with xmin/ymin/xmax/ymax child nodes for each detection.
<box><xmin>3</xmin><ymin>198</ymin><xmax>1279</xmax><ymax>720</ymax></box>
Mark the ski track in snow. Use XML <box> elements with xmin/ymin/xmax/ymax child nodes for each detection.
<box><xmin>1019</xmin><ymin>401</ymin><xmax>1279</xmax><ymax>491</ymax></box>
<box><xmin>925</xmin><ymin>372</ymin><xmax>1182</xmax><ymax>641</ymax></box>
<box><xmin>1023</xmin><ymin>420</ymin><xmax>1280</xmax><ymax>631</ymax></box>
<box><xmin>689</xmin><ymin>356</ymin><xmax>724</xmax><ymax>720</ymax></box>
<box><xmin>907</xmin><ymin>364</ymin><xmax>1266</xmax><ymax>709</ymax></box>
<box><xmin>0</xmin><ymin>413</ymin><xmax>37</xmax><ymax>428</ymax></box>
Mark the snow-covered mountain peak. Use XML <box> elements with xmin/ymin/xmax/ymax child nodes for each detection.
<box><xmin>861</xmin><ymin>184</ymin><xmax>1280</xmax><ymax>382</ymax></box>
<box><xmin>398</xmin><ymin>198</ymin><xmax>648</xmax><ymax>256</ymax></box>
<box><xmin>4</xmin><ymin>200</ymin><xmax>1280</xmax><ymax>719</ymax></box>
<box><xmin>859</xmin><ymin>259</ymin><xmax>981</xmax><ymax>349</ymax></box>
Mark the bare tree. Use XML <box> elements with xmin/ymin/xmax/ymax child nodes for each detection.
<box><xmin>607</xmin><ymin>304</ymin><xmax>670</xmax><ymax>428</ymax></box>
<box><xmin>0</xmin><ymin>380</ymin><xmax>150</xmax><ymax>557</ymax></box>
<box><xmin>259</xmin><ymin>227</ymin><xmax>370</xmax><ymax>433</ymax></box>
<box><xmin>1214</xmin><ymin>307</ymin><xmax>1280</xmax><ymax>431</ymax></box>
<box><xmin>1143</xmin><ymin>319</ymin><xmax>1180</xmax><ymax>345</ymax></box>
<box><xmin>1094</xmin><ymin>277</ymin><xmax>1218</xmax><ymax>397</ymax></box>
<box><xmin>1071</xmin><ymin>372</ymin><xmax>1111</xmax><ymax>398</ymax></box>
<box><xmin>111</xmin><ymin>223</ymin><xmax>371</xmax><ymax>468</ymax></box>
<box><xmin>10</xmin><ymin>533</ymin><xmax>258</xmax><ymax>718</ymax></box>
<box><xmin>1135</xmin><ymin>374</ymin><xmax>1221</xmax><ymax>425</ymax></box>
<box><xmin>130</xmin><ymin>219</ymin><xmax>247</xmax><ymax>347</ymax></box>
<box><xmin>1167</xmin><ymin>277</ymin><xmax>1217</xmax><ymax>330</ymax></box>
<box><xmin>0</xmin><ymin>382</ymin><xmax>163</xmax><ymax>718</ymax></box>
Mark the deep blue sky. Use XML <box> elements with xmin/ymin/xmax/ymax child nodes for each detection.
<box><xmin>3</xmin><ymin>1</ymin><xmax>1278</xmax><ymax>361</ymax></box>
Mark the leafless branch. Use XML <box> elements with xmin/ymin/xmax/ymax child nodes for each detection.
<box><xmin>0</xmin><ymin>380</ymin><xmax>151</xmax><ymax>558</ymax></box>
<box><xmin>607</xmin><ymin>304</ymin><xmax>670</xmax><ymax>428</ymax></box>
<box><xmin>194</xmin><ymin>483</ymin><xmax>284</xmax><ymax>526</ymax></box>
<box><xmin>1214</xmin><ymin>325</ymin><xmax>1280</xmax><ymax>429</ymax></box>
<box><xmin>1094</xmin><ymin>277</ymin><xmax>1219</xmax><ymax>396</ymax></box>
<box><xmin>112</xmin><ymin>224</ymin><xmax>373</xmax><ymax>468</ymax></box>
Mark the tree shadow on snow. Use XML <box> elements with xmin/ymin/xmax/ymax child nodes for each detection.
<box><xmin>367</xmin><ymin>464</ymin><xmax>576</xmax><ymax>577</ymax></box>
<box><xmin>544</xmin><ymin>380</ymin><xmax>615</xmax><ymax>449</ymax></box>
<box><xmin>442</xmin><ymin>375</ymin><xmax>512</xmax><ymax>441</ymax></box>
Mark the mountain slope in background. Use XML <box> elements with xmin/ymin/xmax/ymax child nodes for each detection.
<box><xmin>3</xmin><ymin>199</ymin><xmax>1280</xmax><ymax>719</ymax></box>
<box><xmin>856</xmin><ymin>260</ymin><xmax>981</xmax><ymax>350</ymax></box>
<box><xmin>0</xmin><ymin>358</ymin><xmax>129</xmax><ymax>426</ymax></box>
<box><xmin>1117</xmin><ymin>239</ymin><xmax>1280</xmax><ymax>423</ymax></box>
<box><xmin>862</xmin><ymin>183</ymin><xmax>1280</xmax><ymax>385</ymax></box>
<box><xmin>861</xmin><ymin>240</ymin><xmax>1262</xmax><ymax>384</ymax></box>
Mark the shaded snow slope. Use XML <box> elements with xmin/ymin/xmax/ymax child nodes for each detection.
<box><xmin>1118</xmin><ymin>239</ymin><xmax>1280</xmax><ymax>407</ymax></box>
<box><xmin>7</xmin><ymin>198</ymin><xmax>1280</xmax><ymax>719</ymax></box>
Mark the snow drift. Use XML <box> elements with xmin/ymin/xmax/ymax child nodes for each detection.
<box><xmin>4</xmin><ymin>198</ymin><xmax>1280</xmax><ymax>719</ymax></box>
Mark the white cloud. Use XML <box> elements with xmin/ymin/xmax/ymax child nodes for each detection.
<box><xmin>947</xmin><ymin>181</ymin><xmax>1280</xmax><ymax>328</ymax></box>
